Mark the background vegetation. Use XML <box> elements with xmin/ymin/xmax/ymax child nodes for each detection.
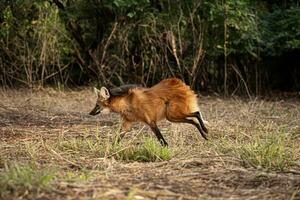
<box><xmin>0</xmin><ymin>0</ymin><xmax>299</xmax><ymax>95</ymax></box>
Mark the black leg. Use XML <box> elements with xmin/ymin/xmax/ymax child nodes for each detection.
<box><xmin>149</xmin><ymin>123</ymin><xmax>168</xmax><ymax>147</ymax></box>
<box><xmin>187</xmin><ymin>118</ymin><xmax>208</xmax><ymax>140</ymax></box>
<box><xmin>167</xmin><ymin>116</ymin><xmax>208</xmax><ymax>140</ymax></box>
<box><xmin>185</xmin><ymin>118</ymin><xmax>208</xmax><ymax>140</ymax></box>
<box><xmin>190</xmin><ymin>112</ymin><xmax>208</xmax><ymax>134</ymax></box>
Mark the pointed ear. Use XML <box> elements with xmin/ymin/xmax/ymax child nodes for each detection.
<box><xmin>94</xmin><ymin>87</ymin><xmax>101</xmax><ymax>97</ymax></box>
<box><xmin>100</xmin><ymin>87</ymin><xmax>110</xmax><ymax>100</ymax></box>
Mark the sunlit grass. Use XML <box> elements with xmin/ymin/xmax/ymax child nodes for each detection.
<box><xmin>56</xmin><ymin>135</ymin><xmax>172</xmax><ymax>162</ymax></box>
<box><xmin>111</xmin><ymin>137</ymin><xmax>172</xmax><ymax>162</ymax></box>
<box><xmin>212</xmin><ymin>131</ymin><xmax>297</xmax><ymax>171</ymax></box>
<box><xmin>238</xmin><ymin>132</ymin><xmax>295</xmax><ymax>170</ymax></box>
<box><xmin>0</xmin><ymin>163</ymin><xmax>56</xmax><ymax>199</ymax></box>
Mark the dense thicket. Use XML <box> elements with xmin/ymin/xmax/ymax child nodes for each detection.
<box><xmin>0</xmin><ymin>0</ymin><xmax>299</xmax><ymax>95</ymax></box>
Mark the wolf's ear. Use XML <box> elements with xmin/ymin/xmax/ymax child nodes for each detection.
<box><xmin>94</xmin><ymin>87</ymin><xmax>101</xmax><ymax>97</ymax></box>
<box><xmin>100</xmin><ymin>87</ymin><xmax>110</xmax><ymax>100</ymax></box>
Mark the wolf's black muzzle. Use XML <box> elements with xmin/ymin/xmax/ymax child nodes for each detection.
<box><xmin>89</xmin><ymin>104</ymin><xmax>101</xmax><ymax>115</ymax></box>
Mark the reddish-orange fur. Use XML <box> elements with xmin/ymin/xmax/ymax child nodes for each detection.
<box><xmin>90</xmin><ymin>78</ymin><xmax>207</xmax><ymax>146</ymax></box>
<box><xmin>107</xmin><ymin>78</ymin><xmax>198</xmax><ymax>124</ymax></box>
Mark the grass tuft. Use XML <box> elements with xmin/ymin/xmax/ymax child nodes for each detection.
<box><xmin>212</xmin><ymin>131</ymin><xmax>297</xmax><ymax>171</ymax></box>
<box><xmin>238</xmin><ymin>132</ymin><xmax>294</xmax><ymax>170</ymax></box>
<box><xmin>112</xmin><ymin>138</ymin><xmax>172</xmax><ymax>162</ymax></box>
<box><xmin>54</xmin><ymin>134</ymin><xmax>172</xmax><ymax>162</ymax></box>
<box><xmin>0</xmin><ymin>163</ymin><xmax>56</xmax><ymax>199</ymax></box>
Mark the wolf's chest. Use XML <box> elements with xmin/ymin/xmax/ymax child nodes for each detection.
<box><xmin>120</xmin><ymin>108</ymin><xmax>142</xmax><ymax>122</ymax></box>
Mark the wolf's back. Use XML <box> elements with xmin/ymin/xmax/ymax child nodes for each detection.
<box><xmin>149</xmin><ymin>78</ymin><xmax>199</xmax><ymax>113</ymax></box>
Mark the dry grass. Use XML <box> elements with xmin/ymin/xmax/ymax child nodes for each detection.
<box><xmin>0</xmin><ymin>87</ymin><xmax>299</xmax><ymax>200</ymax></box>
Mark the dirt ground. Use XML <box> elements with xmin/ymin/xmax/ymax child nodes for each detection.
<box><xmin>0</xmin><ymin>88</ymin><xmax>299</xmax><ymax>200</ymax></box>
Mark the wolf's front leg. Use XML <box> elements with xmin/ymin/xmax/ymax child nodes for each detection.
<box><xmin>116</xmin><ymin>119</ymin><xmax>132</xmax><ymax>143</ymax></box>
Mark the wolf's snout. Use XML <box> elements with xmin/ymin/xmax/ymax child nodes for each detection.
<box><xmin>89</xmin><ymin>104</ymin><xmax>101</xmax><ymax>115</ymax></box>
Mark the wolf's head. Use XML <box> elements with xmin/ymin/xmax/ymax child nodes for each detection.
<box><xmin>89</xmin><ymin>87</ymin><xmax>111</xmax><ymax>115</ymax></box>
<box><xmin>89</xmin><ymin>84</ymin><xmax>142</xmax><ymax>116</ymax></box>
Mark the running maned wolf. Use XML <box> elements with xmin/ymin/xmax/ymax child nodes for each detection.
<box><xmin>89</xmin><ymin>78</ymin><xmax>208</xmax><ymax>146</ymax></box>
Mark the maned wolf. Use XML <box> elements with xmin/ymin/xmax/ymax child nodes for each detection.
<box><xmin>89</xmin><ymin>78</ymin><xmax>208</xmax><ymax>146</ymax></box>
